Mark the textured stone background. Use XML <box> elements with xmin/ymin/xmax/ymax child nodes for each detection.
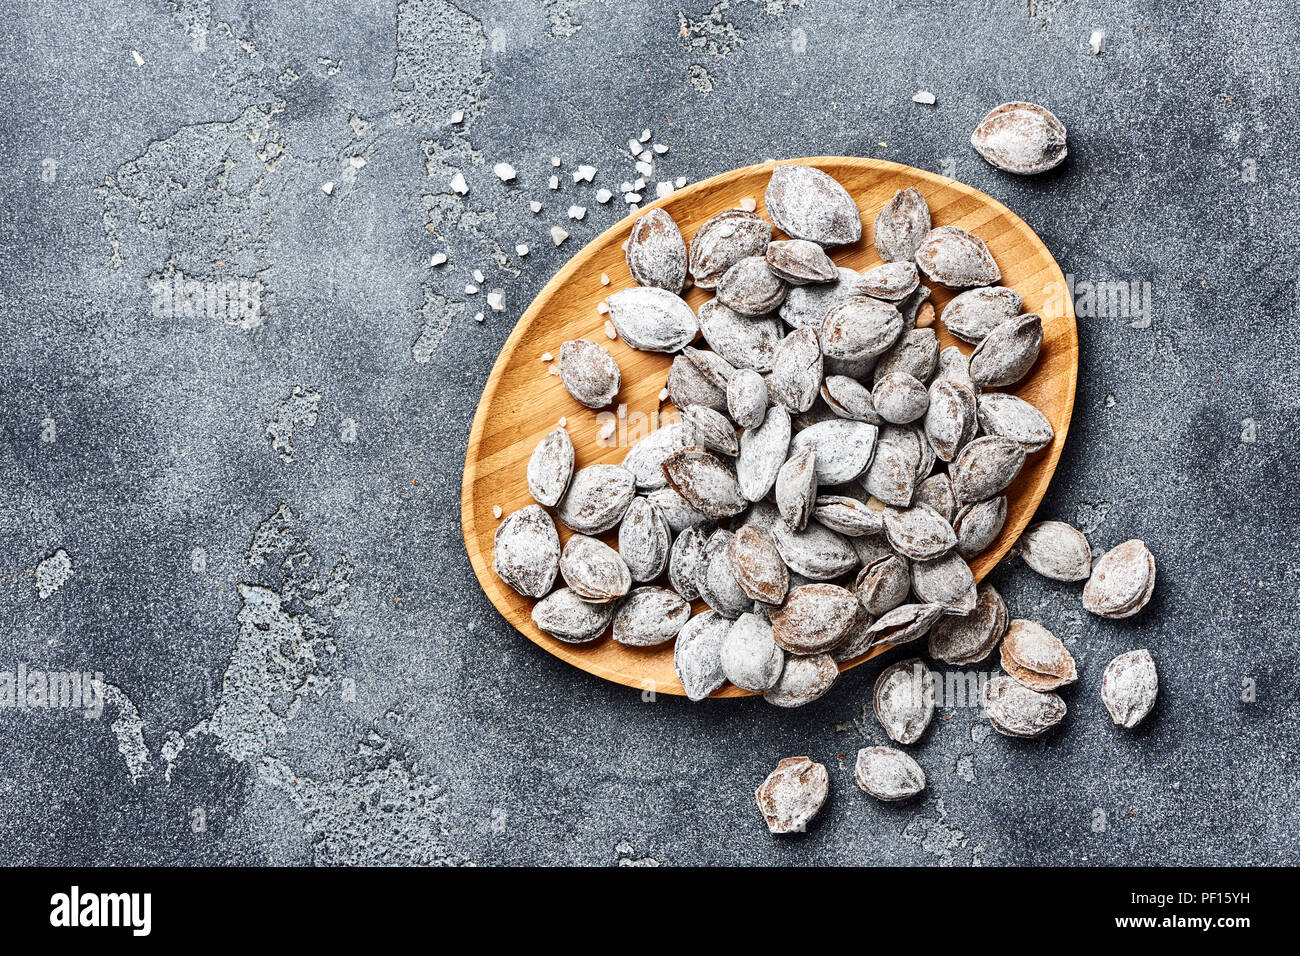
<box><xmin>1</xmin><ymin>0</ymin><xmax>1296</xmax><ymax>865</ymax></box>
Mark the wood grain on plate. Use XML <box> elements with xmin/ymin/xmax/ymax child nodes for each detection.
<box><xmin>462</xmin><ymin>157</ymin><xmax>1078</xmax><ymax>697</ymax></box>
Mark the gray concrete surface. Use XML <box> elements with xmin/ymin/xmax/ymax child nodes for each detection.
<box><xmin>1</xmin><ymin>0</ymin><xmax>1296</xmax><ymax>866</ymax></box>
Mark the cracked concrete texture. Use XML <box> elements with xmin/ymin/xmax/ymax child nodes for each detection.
<box><xmin>266</xmin><ymin>387</ymin><xmax>322</xmax><ymax>460</ymax></box>
<box><xmin>1</xmin><ymin>0</ymin><xmax>1297</xmax><ymax>865</ymax></box>
<box><xmin>34</xmin><ymin>550</ymin><xmax>73</xmax><ymax>600</ymax></box>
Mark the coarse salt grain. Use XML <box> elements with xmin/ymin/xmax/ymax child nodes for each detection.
<box><xmin>573</xmin><ymin>165</ymin><xmax>597</xmax><ymax>182</ymax></box>
<box><xmin>597</xmin><ymin>301</ymin><xmax>610</xmax><ymax>314</ymax></box>
<box><xmin>551</xmin><ymin>156</ymin><xmax>561</xmax><ymax>167</ymax></box>
<box><xmin>465</xmin><ymin>284</ymin><xmax>479</xmax><ymax>294</ymax></box>
<box><xmin>530</xmin><ymin>200</ymin><xmax>542</xmax><ymax>213</ymax></box>
<box><xmin>558</xmin><ymin>417</ymin><xmax>567</xmax><ymax>427</ymax></box>
<box><xmin>638</xmin><ymin>150</ymin><xmax>653</xmax><ymax>163</ymax></box>
<box><xmin>450</xmin><ymin>110</ymin><xmax>464</xmax><ymax>124</ymax></box>
<box><xmin>599</xmin><ymin>420</ymin><xmax>616</xmax><ymax>440</ymax></box>
<box><xmin>655</xmin><ymin>181</ymin><xmax>674</xmax><ymax>198</ymax></box>
<box><xmin>658</xmin><ymin>388</ymin><xmax>669</xmax><ymax>401</ymax></box>
<box><xmin>487</xmin><ymin>291</ymin><xmax>505</xmax><ymax>312</ymax></box>
<box><xmin>473</xmin><ymin>269</ymin><xmax>485</xmax><ymax>282</ymax></box>
<box><xmin>639</xmin><ymin>129</ymin><xmax>651</xmax><ymax>142</ymax></box>
<box><xmin>674</xmin><ymin>176</ymin><xmax>686</xmax><ymax>188</ymax></box>
<box><xmin>515</xmin><ymin>243</ymin><xmax>529</xmax><ymax>256</ymax></box>
<box><xmin>450</xmin><ymin>172</ymin><xmax>468</xmax><ymax>194</ymax></box>
<box><xmin>635</xmin><ymin>160</ymin><xmax>653</xmax><ymax>176</ymax></box>
<box><xmin>600</xmin><ymin>273</ymin><xmax>610</xmax><ymax>285</ymax></box>
<box><xmin>653</xmin><ymin>144</ymin><xmax>668</xmax><ymax>154</ymax></box>
<box><xmin>568</xmin><ymin>205</ymin><xmax>587</xmax><ymax>220</ymax></box>
<box><xmin>1090</xmin><ymin>29</ymin><xmax>1105</xmax><ymax>54</ymax></box>
<box><xmin>430</xmin><ymin>252</ymin><xmax>448</xmax><ymax>266</ymax></box>
<box><xmin>493</xmin><ymin>162</ymin><xmax>516</xmax><ymax>181</ymax></box>
<box><xmin>604</xmin><ymin>320</ymin><xmax>617</xmax><ymax>340</ymax></box>
<box><xmin>550</xmin><ymin>226</ymin><xmax>569</xmax><ymax>245</ymax></box>
<box><xmin>912</xmin><ymin>90</ymin><xmax>936</xmax><ymax>105</ymax></box>
<box><xmin>625</xmin><ymin>193</ymin><xmax>642</xmax><ymax>203</ymax></box>
<box><xmin>739</xmin><ymin>197</ymin><xmax>757</xmax><ymax>212</ymax></box>
<box><xmin>321</xmin><ymin>181</ymin><xmax>335</xmax><ymax>194</ymax></box>
<box><xmin>493</xmin><ymin>505</ymin><xmax>503</xmax><ymax>519</ymax></box>
<box><xmin>540</xmin><ymin>352</ymin><xmax>554</xmax><ymax>362</ymax></box>
<box><xmin>474</xmin><ymin>312</ymin><xmax>484</xmax><ymax>322</ymax></box>
<box><xmin>596</xmin><ymin>188</ymin><xmax>612</xmax><ymax>203</ymax></box>
<box><xmin>548</xmin><ymin>175</ymin><xmax>559</xmax><ymax>190</ymax></box>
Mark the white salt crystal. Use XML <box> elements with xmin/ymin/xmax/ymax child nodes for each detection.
<box><xmin>739</xmin><ymin>197</ymin><xmax>757</xmax><ymax>212</ymax></box>
<box><xmin>515</xmin><ymin>243</ymin><xmax>529</xmax><ymax>256</ymax></box>
<box><xmin>450</xmin><ymin>171</ymin><xmax>468</xmax><ymax>194</ymax></box>
<box><xmin>568</xmin><ymin>205</ymin><xmax>587</xmax><ymax>220</ymax></box>
<box><xmin>487</xmin><ymin>291</ymin><xmax>505</xmax><ymax>312</ymax></box>
<box><xmin>550</xmin><ymin>226</ymin><xmax>569</xmax><ymax>245</ymax></box>
<box><xmin>493</xmin><ymin>162</ymin><xmax>516</xmax><ymax>181</ymax></box>
<box><xmin>1090</xmin><ymin>29</ymin><xmax>1105</xmax><ymax>54</ymax></box>
<box><xmin>912</xmin><ymin>90</ymin><xmax>936</xmax><ymax>105</ymax></box>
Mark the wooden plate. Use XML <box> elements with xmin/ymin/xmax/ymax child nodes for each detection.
<box><xmin>462</xmin><ymin>157</ymin><xmax>1077</xmax><ymax>697</ymax></box>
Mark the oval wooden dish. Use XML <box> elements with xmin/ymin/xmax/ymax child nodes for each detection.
<box><xmin>462</xmin><ymin>157</ymin><xmax>1077</xmax><ymax>698</ymax></box>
